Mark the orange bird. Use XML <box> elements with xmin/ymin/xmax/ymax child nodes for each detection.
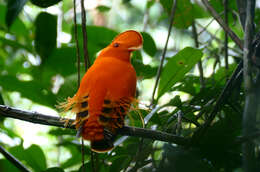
<box><xmin>62</xmin><ymin>30</ymin><xmax>143</xmax><ymax>152</ymax></box>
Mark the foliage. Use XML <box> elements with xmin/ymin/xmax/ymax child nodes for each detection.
<box><xmin>0</xmin><ymin>0</ymin><xmax>258</xmax><ymax>171</ymax></box>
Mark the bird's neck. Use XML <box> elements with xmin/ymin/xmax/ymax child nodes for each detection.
<box><xmin>98</xmin><ymin>47</ymin><xmax>131</xmax><ymax>62</ymax></box>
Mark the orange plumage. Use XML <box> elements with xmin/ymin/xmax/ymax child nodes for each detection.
<box><xmin>62</xmin><ymin>30</ymin><xmax>143</xmax><ymax>152</ymax></box>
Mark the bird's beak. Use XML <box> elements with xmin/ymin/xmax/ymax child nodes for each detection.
<box><xmin>128</xmin><ymin>45</ymin><xmax>142</xmax><ymax>51</ymax></box>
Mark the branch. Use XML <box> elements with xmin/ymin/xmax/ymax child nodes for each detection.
<box><xmin>73</xmin><ymin>0</ymin><xmax>81</xmax><ymax>88</ymax></box>
<box><xmin>242</xmin><ymin>0</ymin><xmax>256</xmax><ymax>171</ymax></box>
<box><xmin>201</xmin><ymin>0</ymin><xmax>243</xmax><ymax>49</ymax></box>
<box><xmin>236</xmin><ymin>130</ymin><xmax>260</xmax><ymax>145</ymax></box>
<box><xmin>81</xmin><ymin>0</ymin><xmax>90</xmax><ymax>70</ymax></box>
<box><xmin>191</xmin><ymin>0</ymin><xmax>246</xmax><ymax>144</ymax></box>
<box><xmin>0</xmin><ymin>145</ymin><xmax>30</xmax><ymax>172</ymax></box>
<box><xmin>0</xmin><ymin>105</ymin><xmax>189</xmax><ymax>146</ymax></box>
<box><xmin>236</xmin><ymin>0</ymin><xmax>247</xmax><ymax>30</ymax></box>
<box><xmin>151</xmin><ymin>0</ymin><xmax>177</xmax><ymax>105</ymax></box>
<box><xmin>191</xmin><ymin>61</ymin><xmax>243</xmax><ymax>144</ymax></box>
<box><xmin>192</xmin><ymin>21</ymin><xmax>205</xmax><ymax>89</ymax></box>
<box><xmin>224</xmin><ymin>0</ymin><xmax>229</xmax><ymax>71</ymax></box>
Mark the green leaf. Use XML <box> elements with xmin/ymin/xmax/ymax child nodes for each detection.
<box><xmin>35</xmin><ymin>12</ymin><xmax>57</xmax><ymax>60</ymax></box>
<box><xmin>157</xmin><ymin>47</ymin><xmax>203</xmax><ymax>99</ymax></box>
<box><xmin>61</xmin><ymin>145</ymin><xmax>83</xmax><ymax>169</ymax></box>
<box><xmin>71</xmin><ymin>25</ymin><xmax>117</xmax><ymax>63</ymax></box>
<box><xmin>96</xmin><ymin>5</ymin><xmax>111</xmax><ymax>12</ymax></box>
<box><xmin>0</xmin><ymin>159</ymin><xmax>20</xmax><ymax>172</ymax></box>
<box><xmin>0</xmin><ymin>36</ymin><xmax>33</xmax><ymax>53</ymax></box>
<box><xmin>0</xmin><ymin>75</ymin><xmax>56</xmax><ymax>107</ymax></box>
<box><xmin>0</xmin><ymin>4</ymin><xmax>28</xmax><ymax>36</ymax></box>
<box><xmin>168</xmin><ymin>95</ymin><xmax>182</xmax><ymax>107</ymax></box>
<box><xmin>0</xmin><ymin>92</ymin><xmax>4</xmax><ymax>105</ymax></box>
<box><xmin>132</xmin><ymin>59</ymin><xmax>157</xmax><ymax>79</ymax></box>
<box><xmin>146</xmin><ymin>0</ymin><xmax>155</xmax><ymax>9</ymax></box>
<box><xmin>43</xmin><ymin>167</ymin><xmax>64</xmax><ymax>172</ymax></box>
<box><xmin>158</xmin><ymin>145</ymin><xmax>212</xmax><ymax>172</ymax></box>
<box><xmin>57</xmin><ymin>73</ymin><xmax>78</xmax><ymax>100</ymax></box>
<box><xmin>43</xmin><ymin>47</ymin><xmax>77</xmax><ymax>77</ymax></box>
<box><xmin>30</xmin><ymin>0</ymin><xmax>62</xmax><ymax>8</ymax></box>
<box><xmin>109</xmin><ymin>155</ymin><xmax>131</xmax><ymax>172</ymax></box>
<box><xmin>24</xmin><ymin>144</ymin><xmax>47</xmax><ymax>171</ymax></box>
<box><xmin>9</xmin><ymin>144</ymin><xmax>46</xmax><ymax>171</ymax></box>
<box><xmin>141</xmin><ymin>32</ymin><xmax>157</xmax><ymax>57</ymax></box>
<box><xmin>5</xmin><ymin>0</ymin><xmax>28</xmax><ymax>27</ymax></box>
<box><xmin>160</xmin><ymin>0</ymin><xmax>208</xmax><ymax>29</ymax></box>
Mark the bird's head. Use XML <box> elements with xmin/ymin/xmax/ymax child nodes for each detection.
<box><xmin>98</xmin><ymin>30</ymin><xmax>143</xmax><ymax>62</ymax></box>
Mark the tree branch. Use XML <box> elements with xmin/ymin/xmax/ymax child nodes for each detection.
<box><xmin>201</xmin><ymin>0</ymin><xmax>243</xmax><ymax>49</ymax></box>
<box><xmin>236</xmin><ymin>0</ymin><xmax>247</xmax><ymax>30</ymax></box>
<box><xmin>191</xmin><ymin>61</ymin><xmax>243</xmax><ymax>144</ymax></box>
<box><xmin>192</xmin><ymin>21</ymin><xmax>205</xmax><ymax>89</ymax></box>
<box><xmin>151</xmin><ymin>0</ymin><xmax>177</xmax><ymax>105</ymax></box>
<box><xmin>242</xmin><ymin>0</ymin><xmax>256</xmax><ymax>171</ymax></box>
<box><xmin>224</xmin><ymin>0</ymin><xmax>229</xmax><ymax>71</ymax></box>
<box><xmin>81</xmin><ymin>0</ymin><xmax>90</xmax><ymax>70</ymax></box>
<box><xmin>0</xmin><ymin>145</ymin><xmax>30</xmax><ymax>172</ymax></box>
<box><xmin>73</xmin><ymin>0</ymin><xmax>81</xmax><ymax>88</ymax></box>
<box><xmin>0</xmin><ymin>105</ymin><xmax>189</xmax><ymax>146</ymax></box>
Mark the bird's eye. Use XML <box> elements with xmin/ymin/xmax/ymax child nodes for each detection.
<box><xmin>113</xmin><ymin>43</ymin><xmax>119</xmax><ymax>47</ymax></box>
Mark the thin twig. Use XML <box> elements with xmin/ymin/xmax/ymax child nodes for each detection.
<box><xmin>197</xmin><ymin>18</ymin><xmax>215</xmax><ymax>36</ymax></box>
<box><xmin>73</xmin><ymin>0</ymin><xmax>81</xmax><ymax>87</ymax></box>
<box><xmin>142</xmin><ymin>3</ymin><xmax>150</xmax><ymax>32</ymax></box>
<box><xmin>73</xmin><ymin>1</ymin><xmax>85</xmax><ymax>170</ymax></box>
<box><xmin>81</xmin><ymin>138</ymin><xmax>85</xmax><ymax>172</ymax></box>
<box><xmin>236</xmin><ymin>0</ymin><xmax>247</xmax><ymax>30</ymax></box>
<box><xmin>224</xmin><ymin>0</ymin><xmax>229</xmax><ymax>71</ymax></box>
<box><xmin>192</xmin><ymin>21</ymin><xmax>205</xmax><ymax>89</ymax></box>
<box><xmin>201</xmin><ymin>0</ymin><xmax>243</xmax><ymax>49</ymax></box>
<box><xmin>191</xmin><ymin>61</ymin><xmax>243</xmax><ymax>144</ymax></box>
<box><xmin>0</xmin><ymin>145</ymin><xmax>30</xmax><ymax>172</ymax></box>
<box><xmin>0</xmin><ymin>105</ymin><xmax>189</xmax><ymax>146</ymax></box>
<box><xmin>81</xmin><ymin>0</ymin><xmax>90</xmax><ymax>70</ymax></box>
<box><xmin>151</xmin><ymin>0</ymin><xmax>177</xmax><ymax>105</ymax></box>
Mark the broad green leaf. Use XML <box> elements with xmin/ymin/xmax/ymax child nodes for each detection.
<box><xmin>0</xmin><ymin>92</ymin><xmax>4</xmax><ymax>105</ymax></box>
<box><xmin>71</xmin><ymin>25</ymin><xmax>117</xmax><ymax>63</ymax></box>
<box><xmin>30</xmin><ymin>0</ymin><xmax>62</xmax><ymax>8</ymax></box>
<box><xmin>5</xmin><ymin>0</ymin><xmax>28</xmax><ymax>27</ymax></box>
<box><xmin>35</xmin><ymin>12</ymin><xmax>57</xmax><ymax>60</ymax></box>
<box><xmin>61</xmin><ymin>145</ymin><xmax>83</xmax><ymax>169</ymax></box>
<box><xmin>146</xmin><ymin>0</ymin><xmax>155</xmax><ymax>9</ymax></box>
<box><xmin>132</xmin><ymin>59</ymin><xmax>157</xmax><ymax>79</ymax></box>
<box><xmin>9</xmin><ymin>145</ymin><xmax>46</xmax><ymax>171</ymax></box>
<box><xmin>0</xmin><ymin>5</ymin><xmax>7</xmax><ymax>28</ymax></box>
<box><xmin>109</xmin><ymin>155</ymin><xmax>131</xmax><ymax>172</ymax></box>
<box><xmin>24</xmin><ymin>144</ymin><xmax>47</xmax><ymax>171</ymax></box>
<box><xmin>157</xmin><ymin>47</ymin><xmax>203</xmax><ymax>99</ymax></box>
<box><xmin>168</xmin><ymin>95</ymin><xmax>182</xmax><ymax>107</ymax></box>
<box><xmin>57</xmin><ymin>73</ymin><xmax>78</xmax><ymax>100</ymax></box>
<box><xmin>48</xmin><ymin>128</ymin><xmax>76</xmax><ymax>136</ymax></box>
<box><xmin>0</xmin><ymin>4</ymin><xmax>28</xmax><ymax>36</ymax></box>
<box><xmin>44</xmin><ymin>47</ymin><xmax>77</xmax><ymax>77</ymax></box>
<box><xmin>209</xmin><ymin>0</ymin><xmax>237</xmax><ymax>13</ymax></box>
<box><xmin>158</xmin><ymin>145</ymin><xmax>211</xmax><ymax>172</ymax></box>
<box><xmin>172</xmin><ymin>75</ymin><xmax>200</xmax><ymax>95</ymax></box>
<box><xmin>0</xmin><ymin>75</ymin><xmax>56</xmax><ymax>107</ymax></box>
<box><xmin>141</xmin><ymin>32</ymin><xmax>157</xmax><ymax>57</ymax></box>
<box><xmin>43</xmin><ymin>167</ymin><xmax>64</xmax><ymax>172</ymax></box>
<box><xmin>0</xmin><ymin>36</ymin><xmax>33</xmax><ymax>53</ymax></box>
<box><xmin>160</xmin><ymin>0</ymin><xmax>208</xmax><ymax>29</ymax></box>
<box><xmin>96</xmin><ymin>5</ymin><xmax>111</xmax><ymax>12</ymax></box>
<box><xmin>209</xmin><ymin>0</ymin><xmax>238</xmax><ymax>27</ymax></box>
<box><xmin>0</xmin><ymin>159</ymin><xmax>20</xmax><ymax>172</ymax></box>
